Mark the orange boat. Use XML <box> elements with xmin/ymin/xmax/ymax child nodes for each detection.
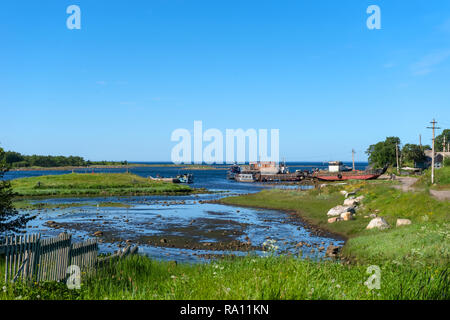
<box><xmin>313</xmin><ymin>162</ymin><xmax>387</xmax><ymax>181</ymax></box>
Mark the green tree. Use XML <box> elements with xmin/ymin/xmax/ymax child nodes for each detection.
<box><xmin>435</xmin><ymin>129</ymin><xmax>450</xmax><ymax>152</ymax></box>
<box><xmin>366</xmin><ymin>137</ymin><xmax>401</xmax><ymax>168</ymax></box>
<box><xmin>0</xmin><ymin>147</ymin><xmax>35</xmax><ymax>234</ymax></box>
<box><xmin>401</xmin><ymin>143</ymin><xmax>426</xmax><ymax>166</ymax></box>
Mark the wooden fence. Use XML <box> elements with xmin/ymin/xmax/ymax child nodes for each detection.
<box><xmin>0</xmin><ymin>233</ymin><xmax>98</xmax><ymax>283</ymax></box>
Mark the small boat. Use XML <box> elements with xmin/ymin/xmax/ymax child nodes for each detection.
<box><xmin>176</xmin><ymin>173</ymin><xmax>194</xmax><ymax>184</ymax></box>
<box><xmin>227</xmin><ymin>164</ymin><xmax>241</xmax><ymax>180</ymax></box>
<box><xmin>149</xmin><ymin>176</ymin><xmax>179</xmax><ymax>183</ymax></box>
<box><xmin>235</xmin><ymin>173</ymin><xmax>256</xmax><ymax>182</ymax></box>
<box><xmin>313</xmin><ymin>162</ymin><xmax>388</xmax><ymax>181</ymax></box>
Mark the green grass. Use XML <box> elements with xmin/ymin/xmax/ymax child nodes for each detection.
<box><xmin>10</xmin><ymin>173</ymin><xmax>193</xmax><ymax>198</ymax></box>
<box><xmin>221</xmin><ymin>183</ymin><xmax>450</xmax><ymax>266</ymax></box>
<box><xmin>1</xmin><ymin>180</ymin><xmax>448</xmax><ymax>300</ymax></box>
<box><xmin>344</xmin><ymin>222</ymin><xmax>450</xmax><ymax>266</ymax></box>
<box><xmin>415</xmin><ymin>166</ymin><xmax>450</xmax><ymax>189</ymax></box>
<box><xmin>0</xmin><ymin>255</ymin><xmax>448</xmax><ymax>300</ymax></box>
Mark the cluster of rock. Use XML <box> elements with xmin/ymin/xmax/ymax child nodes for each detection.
<box><xmin>364</xmin><ymin>216</ymin><xmax>411</xmax><ymax>229</ymax></box>
<box><xmin>327</xmin><ymin>191</ymin><xmax>364</xmax><ymax>223</ymax></box>
<box><xmin>326</xmin><ymin>190</ymin><xmax>412</xmax><ymax>230</ymax></box>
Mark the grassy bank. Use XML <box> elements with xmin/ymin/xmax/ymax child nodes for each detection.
<box><xmin>0</xmin><ymin>255</ymin><xmax>447</xmax><ymax>300</ymax></box>
<box><xmin>415</xmin><ymin>166</ymin><xmax>450</xmax><ymax>190</ymax></box>
<box><xmin>220</xmin><ymin>183</ymin><xmax>450</xmax><ymax>266</ymax></box>
<box><xmin>11</xmin><ymin>173</ymin><xmax>194</xmax><ymax>198</ymax></box>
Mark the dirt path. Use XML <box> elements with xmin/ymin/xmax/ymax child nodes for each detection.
<box><xmin>394</xmin><ymin>176</ymin><xmax>450</xmax><ymax>201</ymax></box>
<box><xmin>393</xmin><ymin>177</ymin><xmax>418</xmax><ymax>192</ymax></box>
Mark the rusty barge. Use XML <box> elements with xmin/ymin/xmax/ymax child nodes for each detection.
<box><xmin>229</xmin><ymin>161</ymin><xmax>387</xmax><ymax>183</ymax></box>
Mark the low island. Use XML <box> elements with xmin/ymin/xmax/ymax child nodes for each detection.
<box><xmin>11</xmin><ymin>172</ymin><xmax>195</xmax><ymax>198</ymax></box>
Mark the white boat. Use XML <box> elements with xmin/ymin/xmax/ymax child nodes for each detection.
<box><xmin>235</xmin><ymin>173</ymin><xmax>255</xmax><ymax>182</ymax></box>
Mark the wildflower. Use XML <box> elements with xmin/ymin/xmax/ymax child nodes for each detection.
<box><xmin>170</xmin><ymin>275</ymin><xmax>176</xmax><ymax>279</ymax></box>
<box><xmin>336</xmin><ymin>284</ymin><xmax>341</xmax><ymax>289</ymax></box>
<box><xmin>2</xmin><ymin>286</ymin><xmax>6</xmax><ymax>293</ymax></box>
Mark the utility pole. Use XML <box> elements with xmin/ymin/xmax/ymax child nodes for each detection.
<box><xmin>352</xmin><ymin>149</ymin><xmax>355</xmax><ymax>171</ymax></box>
<box><xmin>427</xmin><ymin>119</ymin><xmax>441</xmax><ymax>184</ymax></box>
<box><xmin>443</xmin><ymin>136</ymin><xmax>447</xmax><ymax>167</ymax></box>
<box><xmin>396</xmin><ymin>143</ymin><xmax>400</xmax><ymax>174</ymax></box>
<box><xmin>419</xmin><ymin>134</ymin><xmax>422</xmax><ymax>149</ymax></box>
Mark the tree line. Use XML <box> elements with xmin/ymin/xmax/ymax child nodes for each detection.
<box><xmin>0</xmin><ymin>150</ymin><xmax>128</xmax><ymax>168</ymax></box>
<box><xmin>366</xmin><ymin>129</ymin><xmax>449</xmax><ymax>168</ymax></box>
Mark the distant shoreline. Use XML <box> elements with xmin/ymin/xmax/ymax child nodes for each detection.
<box><xmin>9</xmin><ymin>164</ymin><xmax>230</xmax><ymax>172</ymax></box>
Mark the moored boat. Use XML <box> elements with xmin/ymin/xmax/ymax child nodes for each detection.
<box><xmin>227</xmin><ymin>164</ymin><xmax>241</xmax><ymax>180</ymax></box>
<box><xmin>177</xmin><ymin>173</ymin><xmax>194</xmax><ymax>184</ymax></box>
<box><xmin>234</xmin><ymin>173</ymin><xmax>256</xmax><ymax>182</ymax></box>
<box><xmin>313</xmin><ymin>162</ymin><xmax>387</xmax><ymax>181</ymax></box>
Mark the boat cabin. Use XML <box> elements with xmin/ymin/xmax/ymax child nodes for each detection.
<box><xmin>328</xmin><ymin>161</ymin><xmax>345</xmax><ymax>172</ymax></box>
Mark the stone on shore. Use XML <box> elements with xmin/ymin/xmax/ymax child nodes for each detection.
<box><xmin>343</xmin><ymin>198</ymin><xmax>359</xmax><ymax>206</ymax></box>
<box><xmin>327</xmin><ymin>205</ymin><xmax>355</xmax><ymax>217</ymax></box>
<box><xmin>396</xmin><ymin>219</ymin><xmax>412</xmax><ymax>227</ymax></box>
<box><xmin>340</xmin><ymin>211</ymin><xmax>354</xmax><ymax>221</ymax></box>
<box><xmin>345</xmin><ymin>192</ymin><xmax>356</xmax><ymax>198</ymax></box>
<box><xmin>366</xmin><ymin>217</ymin><xmax>390</xmax><ymax>230</ymax></box>
<box><xmin>325</xmin><ymin>245</ymin><xmax>340</xmax><ymax>257</ymax></box>
<box><xmin>328</xmin><ymin>217</ymin><xmax>341</xmax><ymax>223</ymax></box>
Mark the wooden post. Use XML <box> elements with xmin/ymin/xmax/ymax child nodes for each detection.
<box><xmin>352</xmin><ymin>149</ymin><xmax>355</xmax><ymax>171</ymax></box>
<box><xmin>396</xmin><ymin>144</ymin><xmax>400</xmax><ymax>174</ymax></box>
<box><xmin>427</xmin><ymin>119</ymin><xmax>441</xmax><ymax>184</ymax></box>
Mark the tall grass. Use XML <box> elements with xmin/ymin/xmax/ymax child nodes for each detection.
<box><xmin>1</xmin><ymin>255</ymin><xmax>447</xmax><ymax>300</ymax></box>
<box><xmin>415</xmin><ymin>166</ymin><xmax>450</xmax><ymax>189</ymax></box>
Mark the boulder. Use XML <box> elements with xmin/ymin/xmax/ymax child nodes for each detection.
<box><xmin>366</xmin><ymin>217</ymin><xmax>390</xmax><ymax>230</ymax></box>
<box><xmin>345</xmin><ymin>192</ymin><xmax>356</xmax><ymax>198</ymax></box>
<box><xmin>328</xmin><ymin>217</ymin><xmax>341</xmax><ymax>224</ymax></box>
<box><xmin>327</xmin><ymin>205</ymin><xmax>355</xmax><ymax>217</ymax></box>
<box><xmin>341</xmin><ymin>211</ymin><xmax>354</xmax><ymax>221</ymax></box>
<box><xmin>325</xmin><ymin>245</ymin><xmax>340</xmax><ymax>257</ymax></box>
<box><xmin>343</xmin><ymin>198</ymin><xmax>359</xmax><ymax>206</ymax></box>
<box><xmin>396</xmin><ymin>219</ymin><xmax>412</xmax><ymax>227</ymax></box>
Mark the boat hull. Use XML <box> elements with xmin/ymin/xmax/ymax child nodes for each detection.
<box><xmin>315</xmin><ymin>173</ymin><xmax>381</xmax><ymax>181</ymax></box>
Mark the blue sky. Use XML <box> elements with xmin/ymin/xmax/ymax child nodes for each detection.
<box><xmin>1</xmin><ymin>0</ymin><xmax>449</xmax><ymax>162</ymax></box>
